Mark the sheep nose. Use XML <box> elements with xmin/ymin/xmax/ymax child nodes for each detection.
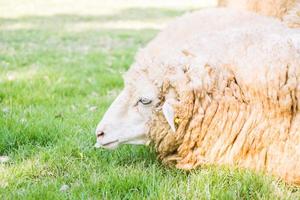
<box><xmin>96</xmin><ymin>130</ymin><xmax>105</xmax><ymax>138</ymax></box>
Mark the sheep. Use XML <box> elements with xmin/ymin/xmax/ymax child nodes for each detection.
<box><xmin>218</xmin><ymin>0</ymin><xmax>300</xmax><ymax>28</ymax></box>
<box><xmin>95</xmin><ymin>8</ymin><xmax>300</xmax><ymax>185</ymax></box>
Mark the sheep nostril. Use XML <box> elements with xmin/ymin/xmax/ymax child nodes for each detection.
<box><xmin>97</xmin><ymin>131</ymin><xmax>105</xmax><ymax>138</ymax></box>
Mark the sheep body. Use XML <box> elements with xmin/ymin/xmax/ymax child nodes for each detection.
<box><xmin>218</xmin><ymin>0</ymin><xmax>300</xmax><ymax>27</ymax></box>
<box><xmin>127</xmin><ymin>8</ymin><xmax>300</xmax><ymax>184</ymax></box>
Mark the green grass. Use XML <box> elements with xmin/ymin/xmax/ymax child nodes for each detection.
<box><xmin>0</xmin><ymin>1</ymin><xmax>299</xmax><ymax>199</ymax></box>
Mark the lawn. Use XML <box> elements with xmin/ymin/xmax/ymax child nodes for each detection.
<box><xmin>0</xmin><ymin>0</ymin><xmax>299</xmax><ymax>199</ymax></box>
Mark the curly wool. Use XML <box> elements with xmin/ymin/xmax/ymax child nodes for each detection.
<box><xmin>149</xmin><ymin>48</ymin><xmax>300</xmax><ymax>184</ymax></box>
<box><xmin>218</xmin><ymin>0</ymin><xmax>300</xmax><ymax>28</ymax></box>
<box><xmin>127</xmin><ymin>9</ymin><xmax>300</xmax><ymax>185</ymax></box>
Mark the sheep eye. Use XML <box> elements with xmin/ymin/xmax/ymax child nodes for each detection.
<box><xmin>138</xmin><ymin>98</ymin><xmax>152</xmax><ymax>105</ymax></box>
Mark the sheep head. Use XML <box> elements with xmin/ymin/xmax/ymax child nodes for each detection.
<box><xmin>94</xmin><ymin>70</ymin><xmax>159</xmax><ymax>149</ymax></box>
<box><xmin>94</xmin><ymin>56</ymin><xmax>194</xmax><ymax>151</ymax></box>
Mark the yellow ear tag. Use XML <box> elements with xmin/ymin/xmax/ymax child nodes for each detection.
<box><xmin>174</xmin><ymin>117</ymin><xmax>180</xmax><ymax>125</ymax></box>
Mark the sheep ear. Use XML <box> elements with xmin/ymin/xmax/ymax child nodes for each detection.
<box><xmin>162</xmin><ymin>101</ymin><xmax>176</xmax><ymax>132</ymax></box>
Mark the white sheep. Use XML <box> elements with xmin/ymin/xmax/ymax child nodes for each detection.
<box><xmin>95</xmin><ymin>8</ymin><xmax>300</xmax><ymax>185</ymax></box>
<box><xmin>218</xmin><ymin>0</ymin><xmax>300</xmax><ymax>27</ymax></box>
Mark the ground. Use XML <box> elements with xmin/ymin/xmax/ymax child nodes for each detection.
<box><xmin>0</xmin><ymin>0</ymin><xmax>299</xmax><ymax>199</ymax></box>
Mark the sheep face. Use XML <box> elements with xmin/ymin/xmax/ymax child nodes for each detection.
<box><xmin>95</xmin><ymin>75</ymin><xmax>160</xmax><ymax>149</ymax></box>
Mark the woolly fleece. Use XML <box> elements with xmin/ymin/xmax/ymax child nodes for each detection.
<box><xmin>125</xmin><ymin>8</ymin><xmax>300</xmax><ymax>184</ymax></box>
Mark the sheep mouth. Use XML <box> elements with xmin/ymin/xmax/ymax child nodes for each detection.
<box><xmin>94</xmin><ymin>140</ymin><xmax>119</xmax><ymax>149</ymax></box>
<box><xmin>102</xmin><ymin>140</ymin><xmax>118</xmax><ymax>146</ymax></box>
<box><xmin>101</xmin><ymin>140</ymin><xmax>119</xmax><ymax>149</ymax></box>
